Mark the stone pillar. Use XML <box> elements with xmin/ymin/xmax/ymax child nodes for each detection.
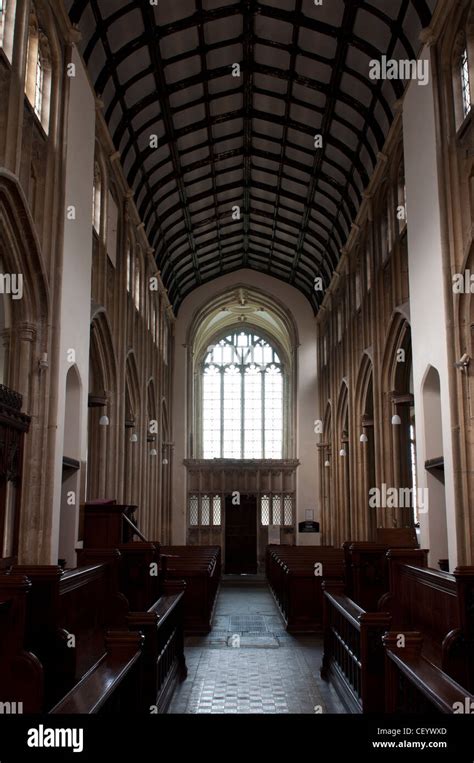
<box><xmin>4</xmin><ymin>0</ymin><xmax>30</xmax><ymax>174</ymax></box>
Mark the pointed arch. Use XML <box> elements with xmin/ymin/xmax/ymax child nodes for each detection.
<box><xmin>0</xmin><ymin>171</ymin><xmax>49</xmax><ymax>327</ymax></box>
<box><xmin>381</xmin><ymin>310</ymin><xmax>412</xmax><ymax>396</ymax></box>
<box><xmin>355</xmin><ymin>352</ymin><xmax>377</xmax><ymax>540</ymax></box>
<box><xmin>334</xmin><ymin>380</ymin><xmax>351</xmax><ymax>542</ymax></box>
<box><xmin>59</xmin><ymin>364</ymin><xmax>82</xmax><ymax>567</ymax></box>
<box><xmin>87</xmin><ymin>310</ymin><xmax>118</xmax><ymax>500</ymax></box>
<box><xmin>381</xmin><ymin>310</ymin><xmax>416</xmax><ymax>529</ymax></box>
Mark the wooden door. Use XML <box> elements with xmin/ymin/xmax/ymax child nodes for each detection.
<box><xmin>224</xmin><ymin>494</ymin><xmax>257</xmax><ymax>574</ymax></box>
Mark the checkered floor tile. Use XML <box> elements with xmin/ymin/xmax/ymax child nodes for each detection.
<box><xmin>168</xmin><ymin>580</ymin><xmax>345</xmax><ymax>714</ymax></box>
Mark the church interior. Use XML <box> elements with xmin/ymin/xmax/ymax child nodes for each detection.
<box><xmin>1</xmin><ymin>0</ymin><xmax>474</xmax><ymax>722</ymax></box>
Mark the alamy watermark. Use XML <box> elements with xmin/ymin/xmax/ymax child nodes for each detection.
<box><xmin>0</xmin><ymin>273</ymin><xmax>23</xmax><ymax>300</ymax></box>
<box><xmin>369</xmin><ymin>56</ymin><xmax>429</xmax><ymax>87</ymax></box>
<box><xmin>27</xmin><ymin>724</ymin><xmax>84</xmax><ymax>753</ymax></box>
<box><xmin>369</xmin><ymin>483</ymin><xmax>428</xmax><ymax>513</ymax></box>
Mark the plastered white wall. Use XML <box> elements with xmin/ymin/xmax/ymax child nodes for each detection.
<box><xmin>403</xmin><ymin>46</ymin><xmax>456</xmax><ymax>567</ymax></box>
<box><xmin>51</xmin><ymin>47</ymin><xmax>95</xmax><ymax>566</ymax></box>
<box><xmin>171</xmin><ymin>270</ymin><xmax>319</xmax><ymax>545</ymax></box>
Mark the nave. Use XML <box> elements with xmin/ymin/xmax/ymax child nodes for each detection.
<box><xmin>169</xmin><ymin>579</ymin><xmax>343</xmax><ymax>715</ymax></box>
<box><xmin>1</xmin><ymin>0</ymin><xmax>474</xmax><ymax>737</ymax></box>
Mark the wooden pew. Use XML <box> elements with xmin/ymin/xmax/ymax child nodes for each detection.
<box><xmin>0</xmin><ymin>574</ymin><xmax>43</xmax><ymax>713</ymax></box>
<box><xmin>344</xmin><ymin>542</ymin><xmax>428</xmax><ymax>611</ymax></box>
<box><xmin>383</xmin><ymin>631</ymin><xmax>474</xmax><ymax>714</ymax></box>
<box><xmin>127</xmin><ymin>583</ymin><xmax>187</xmax><ymax>712</ymax></box>
<box><xmin>78</xmin><ymin>547</ymin><xmax>187</xmax><ymax>712</ymax></box>
<box><xmin>12</xmin><ymin>560</ymin><xmax>128</xmax><ymax>709</ymax></box>
<box><xmin>50</xmin><ymin>631</ymin><xmax>144</xmax><ymax>714</ymax></box>
<box><xmin>320</xmin><ymin>546</ymin><xmax>425</xmax><ymax>713</ymax></box>
<box><xmin>159</xmin><ymin>546</ymin><xmax>220</xmax><ymax>634</ymax></box>
<box><xmin>266</xmin><ymin>546</ymin><xmax>345</xmax><ymax>632</ymax></box>
<box><xmin>116</xmin><ymin>542</ymin><xmax>160</xmax><ymax>612</ymax></box>
<box><xmin>380</xmin><ymin>560</ymin><xmax>474</xmax><ymax>694</ymax></box>
<box><xmin>320</xmin><ymin>579</ymin><xmax>391</xmax><ymax>713</ymax></box>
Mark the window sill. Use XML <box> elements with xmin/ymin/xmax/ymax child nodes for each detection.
<box><xmin>24</xmin><ymin>95</ymin><xmax>49</xmax><ymax>140</ymax></box>
<box><xmin>456</xmin><ymin>108</ymin><xmax>472</xmax><ymax>142</ymax></box>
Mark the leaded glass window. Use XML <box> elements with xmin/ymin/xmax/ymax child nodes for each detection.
<box><xmin>260</xmin><ymin>493</ymin><xmax>294</xmax><ymax>526</ymax></box>
<box><xmin>201</xmin><ymin>495</ymin><xmax>210</xmax><ymax>525</ymax></box>
<box><xmin>212</xmin><ymin>495</ymin><xmax>221</xmax><ymax>525</ymax></box>
<box><xmin>188</xmin><ymin>494</ymin><xmax>222</xmax><ymax>527</ymax></box>
<box><xmin>461</xmin><ymin>48</ymin><xmax>471</xmax><ymax>119</ymax></box>
<box><xmin>260</xmin><ymin>494</ymin><xmax>270</xmax><ymax>526</ymax></box>
<box><xmin>0</xmin><ymin>1</ymin><xmax>6</xmax><ymax>49</ymax></box>
<box><xmin>189</xmin><ymin>495</ymin><xmax>198</xmax><ymax>526</ymax></box>
<box><xmin>272</xmin><ymin>494</ymin><xmax>281</xmax><ymax>525</ymax></box>
<box><xmin>202</xmin><ymin>331</ymin><xmax>283</xmax><ymax>459</ymax></box>
<box><xmin>283</xmin><ymin>495</ymin><xmax>293</xmax><ymax>525</ymax></box>
<box><xmin>34</xmin><ymin>49</ymin><xmax>44</xmax><ymax>120</ymax></box>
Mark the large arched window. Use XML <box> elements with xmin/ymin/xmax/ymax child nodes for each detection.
<box><xmin>202</xmin><ymin>331</ymin><xmax>284</xmax><ymax>459</ymax></box>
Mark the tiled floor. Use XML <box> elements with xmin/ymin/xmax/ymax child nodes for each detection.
<box><xmin>169</xmin><ymin>579</ymin><xmax>345</xmax><ymax>714</ymax></box>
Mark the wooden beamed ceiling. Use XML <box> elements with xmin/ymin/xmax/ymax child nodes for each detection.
<box><xmin>67</xmin><ymin>0</ymin><xmax>435</xmax><ymax>312</ymax></box>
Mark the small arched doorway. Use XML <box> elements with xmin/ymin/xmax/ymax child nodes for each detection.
<box><xmin>59</xmin><ymin>365</ymin><xmax>82</xmax><ymax>568</ymax></box>
<box><xmin>422</xmin><ymin>366</ymin><xmax>449</xmax><ymax>568</ymax></box>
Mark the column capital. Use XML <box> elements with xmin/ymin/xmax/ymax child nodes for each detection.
<box><xmin>15</xmin><ymin>322</ymin><xmax>36</xmax><ymax>343</ymax></box>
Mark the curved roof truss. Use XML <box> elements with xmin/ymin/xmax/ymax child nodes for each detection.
<box><xmin>67</xmin><ymin>0</ymin><xmax>435</xmax><ymax>312</ymax></box>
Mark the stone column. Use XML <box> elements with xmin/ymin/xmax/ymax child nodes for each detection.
<box><xmin>4</xmin><ymin>0</ymin><xmax>30</xmax><ymax>174</ymax></box>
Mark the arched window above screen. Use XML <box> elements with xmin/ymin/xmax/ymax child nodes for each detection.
<box><xmin>201</xmin><ymin>331</ymin><xmax>284</xmax><ymax>460</ymax></box>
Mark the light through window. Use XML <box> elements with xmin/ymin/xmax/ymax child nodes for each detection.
<box><xmin>202</xmin><ymin>331</ymin><xmax>283</xmax><ymax>459</ymax></box>
<box><xmin>0</xmin><ymin>1</ymin><xmax>6</xmax><ymax>49</ymax></box>
<box><xmin>410</xmin><ymin>422</ymin><xmax>418</xmax><ymax>523</ymax></box>
<box><xmin>461</xmin><ymin>48</ymin><xmax>471</xmax><ymax>119</ymax></box>
<box><xmin>34</xmin><ymin>49</ymin><xmax>43</xmax><ymax>119</ymax></box>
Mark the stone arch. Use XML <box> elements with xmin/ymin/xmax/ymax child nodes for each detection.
<box><xmin>59</xmin><ymin>364</ymin><xmax>82</xmax><ymax>568</ymax></box>
<box><xmin>335</xmin><ymin>380</ymin><xmax>351</xmax><ymax>543</ymax></box>
<box><xmin>0</xmin><ymin>171</ymin><xmax>51</xmax><ymax>563</ymax></box>
<box><xmin>27</xmin><ymin>0</ymin><xmax>64</xmax><ymax>139</ymax></box>
<box><xmin>87</xmin><ymin>310</ymin><xmax>118</xmax><ymax>500</ymax></box>
<box><xmin>187</xmin><ymin>284</ymin><xmax>298</xmax><ymax>461</ymax></box>
<box><xmin>380</xmin><ymin>312</ymin><xmax>415</xmax><ymax>529</ymax></box>
<box><xmin>421</xmin><ymin>364</ymin><xmax>449</xmax><ymax>567</ymax></box>
<box><xmin>354</xmin><ymin>353</ymin><xmax>377</xmax><ymax>540</ymax></box>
